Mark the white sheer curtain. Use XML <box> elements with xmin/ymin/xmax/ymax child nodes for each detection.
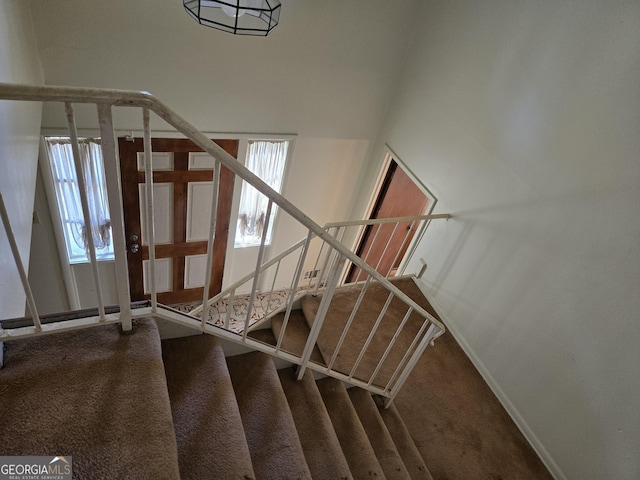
<box><xmin>236</xmin><ymin>140</ymin><xmax>289</xmax><ymax>246</ymax></box>
<box><xmin>46</xmin><ymin>137</ymin><xmax>112</xmax><ymax>260</ymax></box>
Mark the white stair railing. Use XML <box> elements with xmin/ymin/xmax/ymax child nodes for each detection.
<box><xmin>324</xmin><ymin>213</ymin><xmax>451</xmax><ymax>282</ymax></box>
<box><xmin>0</xmin><ymin>192</ymin><xmax>42</xmax><ymax>333</ymax></box>
<box><xmin>0</xmin><ymin>83</ymin><xmax>448</xmax><ymax>403</ymax></box>
<box><xmin>193</xmin><ymin>213</ymin><xmax>451</xmax><ymax>327</ymax></box>
<box><xmin>187</xmin><ymin>214</ymin><xmax>450</xmax><ymax>402</ymax></box>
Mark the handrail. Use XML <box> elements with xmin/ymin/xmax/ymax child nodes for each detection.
<box><xmin>325</xmin><ymin>213</ymin><xmax>451</xmax><ymax>228</ymax></box>
<box><xmin>0</xmin><ymin>83</ymin><xmax>155</xmax><ymax>105</ymax></box>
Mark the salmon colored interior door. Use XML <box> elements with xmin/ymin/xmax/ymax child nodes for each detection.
<box><xmin>347</xmin><ymin>160</ymin><xmax>430</xmax><ymax>283</ymax></box>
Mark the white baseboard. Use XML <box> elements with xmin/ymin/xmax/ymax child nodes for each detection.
<box><xmin>413</xmin><ymin>278</ymin><xmax>567</xmax><ymax>480</ymax></box>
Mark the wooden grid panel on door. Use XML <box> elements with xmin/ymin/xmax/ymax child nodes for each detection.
<box><xmin>119</xmin><ymin>138</ymin><xmax>237</xmax><ymax>304</ymax></box>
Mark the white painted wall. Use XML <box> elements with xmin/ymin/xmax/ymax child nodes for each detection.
<box><xmin>369</xmin><ymin>1</ymin><xmax>640</xmax><ymax>479</ymax></box>
<box><xmin>0</xmin><ymin>0</ymin><xmax>44</xmax><ymax>320</ymax></box>
<box><xmin>233</xmin><ymin>137</ymin><xmax>371</xmax><ymax>298</ymax></box>
<box><xmin>27</xmin><ymin>167</ymin><xmax>70</xmax><ymax>314</ymax></box>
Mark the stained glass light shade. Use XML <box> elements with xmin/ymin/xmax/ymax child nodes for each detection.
<box><xmin>184</xmin><ymin>0</ymin><xmax>281</xmax><ymax>36</ymax></box>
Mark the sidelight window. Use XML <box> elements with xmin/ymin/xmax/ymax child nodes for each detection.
<box><xmin>235</xmin><ymin>140</ymin><xmax>289</xmax><ymax>248</ymax></box>
<box><xmin>44</xmin><ymin>137</ymin><xmax>114</xmax><ymax>263</ymax></box>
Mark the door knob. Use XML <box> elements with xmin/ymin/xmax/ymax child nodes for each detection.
<box><xmin>130</xmin><ymin>243</ymin><xmax>140</xmax><ymax>254</ymax></box>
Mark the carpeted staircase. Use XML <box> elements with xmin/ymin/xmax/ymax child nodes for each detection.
<box><xmin>0</xmin><ymin>276</ymin><xmax>554</xmax><ymax>479</ymax></box>
<box><xmin>0</xmin><ymin>319</ymin><xmax>182</xmax><ymax>479</ymax></box>
<box><xmin>163</xmin><ymin>333</ymin><xmax>432</xmax><ymax>480</ymax></box>
<box><xmin>0</xmin><ymin>315</ymin><xmax>433</xmax><ymax>479</ymax></box>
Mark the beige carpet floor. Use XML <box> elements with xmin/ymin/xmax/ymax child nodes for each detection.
<box><xmin>302</xmin><ymin>278</ymin><xmax>440</xmax><ymax>388</ymax></box>
<box><xmin>387</xmin><ymin>279</ymin><xmax>555</xmax><ymax>480</ymax></box>
<box><xmin>162</xmin><ymin>334</ymin><xmax>255</xmax><ymax>479</ymax></box>
<box><xmin>391</xmin><ymin>325</ymin><xmax>555</xmax><ymax>480</ymax></box>
<box><xmin>261</xmin><ymin>276</ymin><xmax>553</xmax><ymax>479</ymax></box>
<box><xmin>317</xmin><ymin>376</ymin><xmax>387</xmax><ymax>480</ymax></box>
<box><xmin>278</xmin><ymin>367</ymin><xmax>352</xmax><ymax>479</ymax></box>
<box><xmin>227</xmin><ymin>351</ymin><xmax>312</xmax><ymax>480</ymax></box>
<box><xmin>0</xmin><ymin>319</ymin><xmax>180</xmax><ymax>480</ymax></box>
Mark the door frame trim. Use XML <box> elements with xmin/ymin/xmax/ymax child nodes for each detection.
<box><xmin>364</xmin><ymin>145</ymin><xmax>438</xmax><ymax>219</ymax></box>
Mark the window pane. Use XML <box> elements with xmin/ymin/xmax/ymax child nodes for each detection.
<box><xmin>46</xmin><ymin>137</ymin><xmax>114</xmax><ymax>264</ymax></box>
<box><xmin>235</xmin><ymin>140</ymin><xmax>289</xmax><ymax>248</ymax></box>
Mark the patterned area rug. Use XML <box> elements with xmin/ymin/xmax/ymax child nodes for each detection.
<box><xmin>170</xmin><ymin>288</ymin><xmax>300</xmax><ymax>333</ymax></box>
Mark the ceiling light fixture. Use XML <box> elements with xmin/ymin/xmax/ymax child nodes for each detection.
<box><xmin>184</xmin><ymin>0</ymin><xmax>281</xmax><ymax>36</ymax></box>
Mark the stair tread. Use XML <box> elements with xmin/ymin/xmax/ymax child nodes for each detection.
<box><xmin>248</xmin><ymin>327</ymin><xmax>277</xmax><ymax>345</ymax></box>
<box><xmin>0</xmin><ymin>318</ymin><xmax>180</xmax><ymax>480</ymax></box>
<box><xmin>301</xmin><ymin>278</ymin><xmax>436</xmax><ymax>387</ymax></box>
<box><xmin>317</xmin><ymin>377</ymin><xmax>387</xmax><ymax>480</ymax></box>
<box><xmin>349</xmin><ymin>389</ymin><xmax>411</xmax><ymax>480</ymax></box>
<box><xmin>279</xmin><ymin>368</ymin><xmax>352</xmax><ymax>480</ymax></box>
<box><xmin>227</xmin><ymin>351</ymin><xmax>312</xmax><ymax>480</ymax></box>
<box><xmin>162</xmin><ymin>334</ymin><xmax>255</xmax><ymax>480</ymax></box>
<box><xmin>272</xmin><ymin>310</ymin><xmax>325</xmax><ymax>364</ymax></box>
<box><xmin>374</xmin><ymin>397</ymin><xmax>434</xmax><ymax>480</ymax></box>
